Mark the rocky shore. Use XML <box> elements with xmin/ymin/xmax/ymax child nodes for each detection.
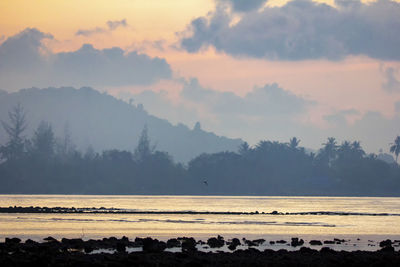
<box><xmin>1</xmin><ymin>236</ymin><xmax>400</xmax><ymax>266</ymax></box>
<box><xmin>1</xmin><ymin>206</ymin><xmax>398</xmax><ymax>216</ymax></box>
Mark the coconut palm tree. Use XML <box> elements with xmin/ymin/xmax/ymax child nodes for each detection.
<box><xmin>288</xmin><ymin>137</ymin><xmax>301</xmax><ymax>150</ymax></box>
<box><xmin>390</xmin><ymin>136</ymin><xmax>400</xmax><ymax>163</ymax></box>
<box><xmin>351</xmin><ymin>141</ymin><xmax>365</xmax><ymax>158</ymax></box>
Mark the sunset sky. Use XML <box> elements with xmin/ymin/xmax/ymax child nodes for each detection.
<box><xmin>1</xmin><ymin>0</ymin><xmax>400</xmax><ymax>153</ymax></box>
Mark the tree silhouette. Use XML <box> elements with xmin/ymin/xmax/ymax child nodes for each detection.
<box><xmin>0</xmin><ymin>103</ymin><xmax>27</xmax><ymax>161</ymax></box>
<box><xmin>319</xmin><ymin>137</ymin><xmax>338</xmax><ymax>166</ymax></box>
<box><xmin>351</xmin><ymin>141</ymin><xmax>365</xmax><ymax>158</ymax></box>
<box><xmin>288</xmin><ymin>137</ymin><xmax>301</xmax><ymax>150</ymax></box>
<box><xmin>390</xmin><ymin>136</ymin><xmax>400</xmax><ymax>163</ymax></box>
<box><xmin>134</xmin><ymin>125</ymin><xmax>154</xmax><ymax>162</ymax></box>
<box><xmin>238</xmin><ymin>142</ymin><xmax>250</xmax><ymax>155</ymax></box>
<box><xmin>30</xmin><ymin>121</ymin><xmax>55</xmax><ymax>158</ymax></box>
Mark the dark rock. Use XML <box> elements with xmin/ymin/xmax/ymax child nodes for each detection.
<box><xmin>84</xmin><ymin>245</ymin><xmax>93</xmax><ymax>253</ymax></box>
<box><xmin>167</xmin><ymin>238</ymin><xmax>180</xmax><ymax>248</ymax></box>
<box><xmin>276</xmin><ymin>240</ymin><xmax>287</xmax><ymax>244</ymax></box>
<box><xmin>323</xmin><ymin>240</ymin><xmax>335</xmax><ymax>244</ymax></box>
<box><xmin>25</xmin><ymin>239</ymin><xmax>38</xmax><ymax>245</ymax></box>
<box><xmin>43</xmin><ymin>236</ymin><xmax>58</xmax><ymax>242</ymax></box>
<box><xmin>182</xmin><ymin>238</ymin><xmax>197</xmax><ymax>252</ymax></box>
<box><xmin>320</xmin><ymin>247</ymin><xmax>336</xmax><ymax>253</ymax></box>
<box><xmin>142</xmin><ymin>238</ymin><xmax>166</xmax><ymax>252</ymax></box>
<box><xmin>5</xmin><ymin>237</ymin><xmax>21</xmax><ymax>244</ymax></box>
<box><xmin>244</xmin><ymin>239</ymin><xmax>257</xmax><ymax>247</ymax></box>
<box><xmin>380</xmin><ymin>246</ymin><xmax>395</xmax><ymax>252</ymax></box>
<box><xmin>271</xmin><ymin>211</ymin><xmax>278</xmax><ymax>214</ymax></box>
<box><xmin>227</xmin><ymin>238</ymin><xmax>241</xmax><ymax>251</ymax></box>
<box><xmin>231</xmin><ymin>238</ymin><xmax>240</xmax><ymax>246</ymax></box>
<box><xmin>207</xmin><ymin>237</ymin><xmax>224</xmax><ymax>248</ymax></box>
<box><xmin>120</xmin><ymin>236</ymin><xmax>129</xmax><ymax>243</ymax></box>
<box><xmin>299</xmin><ymin>247</ymin><xmax>316</xmax><ymax>253</ymax></box>
<box><xmin>291</xmin><ymin>238</ymin><xmax>304</xmax><ymax>247</ymax></box>
<box><xmin>116</xmin><ymin>242</ymin><xmax>126</xmax><ymax>253</ymax></box>
<box><xmin>309</xmin><ymin>240</ymin><xmax>323</xmax><ymax>246</ymax></box>
<box><xmin>334</xmin><ymin>238</ymin><xmax>345</xmax><ymax>244</ymax></box>
<box><xmin>269</xmin><ymin>241</ymin><xmax>275</xmax><ymax>245</ymax></box>
<box><xmin>379</xmin><ymin>239</ymin><xmax>392</xmax><ymax>247</ymax></box>
<box><xmin>252</xmin><ymin>239</ymin><xmax>265</xmax><ymax>245</ymax></box>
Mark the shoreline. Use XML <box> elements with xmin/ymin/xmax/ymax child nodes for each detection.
<box><xmin>1</xmin><ymin>236</ymin><xmax>399</xmax><ymax>266</ymax></box>
<box><xmin>1</xmin><ymin>206</ymin><xmax>399</xmax><ymax>216</ymax></box>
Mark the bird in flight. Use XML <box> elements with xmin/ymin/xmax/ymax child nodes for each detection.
<box><xmin>203</xmin><ymin>180</ymin><xmax>208</xmax><ymax>186</ymax></box>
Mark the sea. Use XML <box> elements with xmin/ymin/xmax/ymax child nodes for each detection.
<box><xmin>1</xmin><ymin>195</ymin><xmax>400</xmax><ymax>251</ymax></box>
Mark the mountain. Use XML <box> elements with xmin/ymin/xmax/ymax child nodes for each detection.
<box><xmin>0</xmin><ymin>87</ymin><xmax>243</xmax><ymax>162</ymax></box>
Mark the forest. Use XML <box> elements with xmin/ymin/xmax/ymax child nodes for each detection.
<box><xmin>1</xmin><ymin>104</ymin><xmax>400</xmax><ymax>196</ymax></box>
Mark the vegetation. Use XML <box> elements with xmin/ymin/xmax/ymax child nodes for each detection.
<box><xmin>390</xmin><ymin>136</ymin><xmax>400</xmax><ymax>163</ymax></box>
<box><xmin>0</xmin><ymin>105</ymin><xmax>399</xmax><ymax>196</ymax></box>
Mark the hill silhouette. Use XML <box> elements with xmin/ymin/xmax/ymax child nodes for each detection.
<box><xmin>0</xmin><ymin>87</ymin><xmax>242</xmax><ymax>162</ymax></box>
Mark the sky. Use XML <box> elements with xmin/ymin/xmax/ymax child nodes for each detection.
<box><xmin>0</xmin><ymin>0</ymin><xmax>400</xmax><ymax>153</ymax></box>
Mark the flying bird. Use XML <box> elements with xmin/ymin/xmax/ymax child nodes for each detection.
<box><xmin>203</xmin><ymin>180</ymin><xmax>208</xmax><ymax>186</ymax></box>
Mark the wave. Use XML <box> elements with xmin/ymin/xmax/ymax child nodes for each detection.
<box><xmin>16</xmin><ymin>216</ymin><xmax>336</xmax><ymax>227</ymax></box>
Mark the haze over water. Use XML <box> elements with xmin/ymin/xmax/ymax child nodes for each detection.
<box><xmin>1</xmin><ymin>195</ymin><xmax>400</xmax><ymax>249</ymax></box>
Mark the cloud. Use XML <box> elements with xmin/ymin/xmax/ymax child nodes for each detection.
<box><xmin>76</xmin><ymin>19</ymin><xmax>128</xmax><ymax>36</ymax></box>
<box><xmin>395</xmin><ymin>101</ymin><xmax>400</xmax><ymax>113</ymax></box>
<box><xmin>217</xmin><ymin>0</ymin><xmax>267</xmax><ymax>12</ymax></box>
<box><xmin>323</xmin><ymin>109</ymin><xmax>360</xmax><ymax>126</ymax></box>
<box><xmin>0</xmin><ymin>28</ymin><xmax>172</xmax><ymax>90</ymax></box>
<box><xmin>382</xmin><ymin>66</ymin><xmax>400</xmax><ymax>93</ymax></box>
<box><xmin>121</xmin><ymin>78</ymin><xmax>316</xmax><ymax>144</ymax></box>
<box><xmin>180</xmin><ymin>0</ymin><xmax>400</xmax><ymax>60</ymax></box>
<box><xmin>181</xmin><ymin>78</ymin><xmax>312</xmax><ymax>117</ymax></box>
<box><xmin>0</xmin><ymin>28</ymin><xmax>53</xmax><ymax>72</ymax></box>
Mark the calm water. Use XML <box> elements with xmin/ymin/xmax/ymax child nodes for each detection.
<box><xmin>1</xmin><ymin>195</ymin><xmax>400</xmax><ymax>250</ymax></box>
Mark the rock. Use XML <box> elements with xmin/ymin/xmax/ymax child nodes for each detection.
<box><xmin>167</xmin><ymin>238</ymin><xmax>180</xmax><ymax>248</ymax></box>
<box><xmin>116</xmin><ymin>242</ymin><xmax>126</xmax><ymax>253</ymax></box>
<box><xmin>142</xmin><ymin>238</ymin><xmax>166</xmax><ymax>252</ymax></box>
<box><xmin>25</xmin><ymin>239</ymin><xmax>37</xmax><ymax>245</ymax></box>
<box><xmin>276</xmin><ymin>240</ymin><xmax>287</xmax><ymax>244</ymax></box>
<box><xmin>380</xmin><ymin>246</ymin><xmax>395</xmax><ymax>252</ymax></box>
<box><xmin>43</xmin><ymin>236</ymin><xmax>58</xmax><ymax>242</ymax></box>
<box><xmin>231</xmin><ymin>238</ymin><xmax>241</xmax><ymax>246</ymax></box>
<box><xmin>269</xmin><ymin>241</ymin><xmax>275</xmax><ymax>245</ymax></box>
<box><xmin>320</xmin><ymin>247</ymin><xmax>336</xmax><ymax>253</ymax></box>
<box><xmin>244</xmin><ymin>240</ymin><xmax>257</xmax><ymax>247</ymax></box>
<box><xmin>291</xmin><ymin>238</ymin><xmax>304</xmax><ymax>247</ymax></box>
<box><xmin>227</xmin><ymin>238</ymin><xmax>241</xmax><ymax>251</ymax></box>
<box><xmin>309</xmin><ymin>240</ymin><xmax>323</xmax><ymax>246</ymax></box>
<box><xmin>271</xmin><ymin>211</ymin><xmax>278</xmax><ymax>214</ymax></box>
<box><xmin>299</xmin><ymin>247</ymin><xmax>316</xmax><ymax>253</ymax></box>
<box><xmin>120</xmin><ymin>236</ymin><xmax>129</xmax><ymax>243</ymax></box>
<box><xmin>379</xmin><ymin>239</ymin><xmax>392</xmax><ymax>247</ymax></box>
<box><xmin>334</xmin><ymin>238</ymin><xmax>345</xmax><ymax>244</ymax></box>
<box><xmin>84</xmin><ymin>245</ymin><xmax>94</xmax><ymax>253</ymax></box>
<box><xmin>5</xmin><ymin>237</ymin><xmax>21</xmax><ymax>244</ymax></box>
<box><xmin>323</xmin><ymin>240</ymin><xmax>335</xmax><ymax>244</ymax></box>
<box><xmin>228</xmin><ymin>243</ymin><xmax>237</xmax><ymax>251</ymax></box>
<box><xmin>207</xmin><ymin>236</ymin><xmax>224</xmax><ymax>248</ymax></box>
<box><xmin>252</xmin><ymin>239</ymin><xmax>265</xmax><ymax>245</ymax></box>
<box><xmin>181</xmin><ymin>238</ymin><xmax>197</xmax><ymax>252</ymax></box>
<box><xmin>61</xmin><ymin>238</ymin><xmax>84</xmax><ymax>248</ymax></box>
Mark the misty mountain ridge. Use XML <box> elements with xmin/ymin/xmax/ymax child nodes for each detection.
<box><xmin>0</xmin><ymin>86</ymin><xmax>243</xmax><ymax>162</ymax></box>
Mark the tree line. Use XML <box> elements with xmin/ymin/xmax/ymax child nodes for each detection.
<box><xmin>0</xmin><ymin>104</ymin><xmax>399</xmax><ymax>196</ymax></box>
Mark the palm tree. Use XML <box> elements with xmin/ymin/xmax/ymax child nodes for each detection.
<box><xmin>319</xmin><ymin>137</ymin><xmax>338</xmax><ymax>166</ymax></box>
<box><xmin>351</xmin><ymin>141</ymin><xmax>365</xmax><ymax>158</ymax></box>
<box><xmin>288</xmin><ymin>137</ymin><xmax>301</xmax><ymax>150</ymax></box>
<box><xmin>390</xmin><ymin>136</ymin><xmax>400</xmax><ymax>163</ymax></box>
